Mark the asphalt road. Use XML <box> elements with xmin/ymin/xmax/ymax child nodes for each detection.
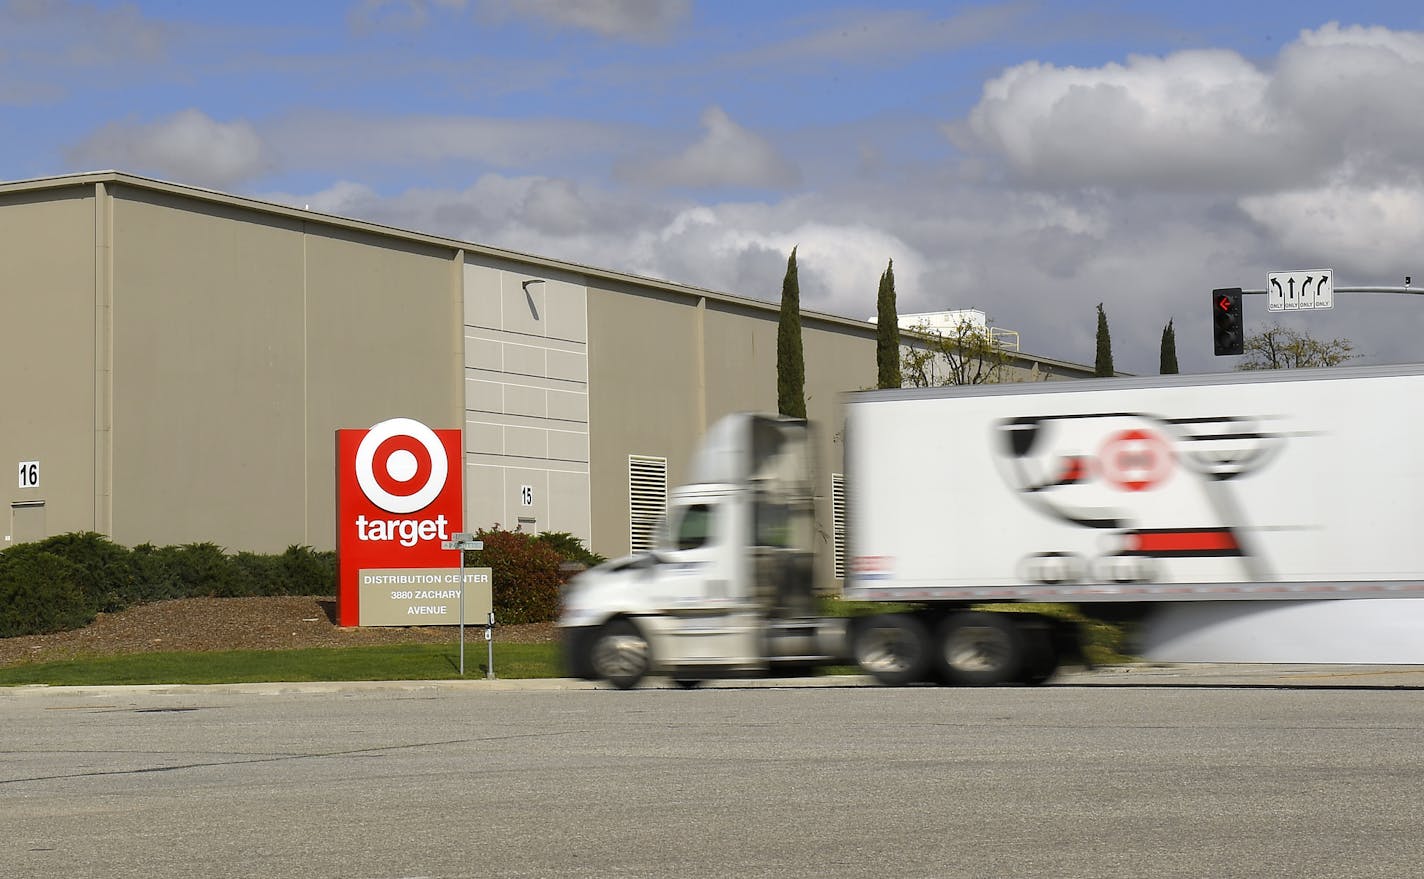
<box><xmin>4</xmin><ymin>668</ymin><xmax>1423</xmax><ymax>879</ymax></box>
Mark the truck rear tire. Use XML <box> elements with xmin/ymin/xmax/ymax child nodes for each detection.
<box><xmin>589</xmin><ymin>619</ymin><xmax>651</xmax><ymax>690</ymax></box>
<box><xmin>1019</xmin><ymin>626</ymin><xmax>1060</xmax><ymax>685</ymax></box>
<box><xmin>936</xmin><ymin>612</ymin><xmax>1024</xmax><ymax>686</ymax></box>
<box><xmin>853</xmin><ymin>614</ymin><xmax>931</xmax><ymax>686</ymax></box>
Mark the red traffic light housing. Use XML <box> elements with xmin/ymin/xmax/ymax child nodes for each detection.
<box><xmin>1212</xmin><ymin>288</ymin><xmax>1243</xmax><ymax>356</ymax></box>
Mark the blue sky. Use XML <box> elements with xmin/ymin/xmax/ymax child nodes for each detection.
<box><xmin>6</xmin><ymin>0</ymin><xmax>1424</xmax><ymax>374</ymax></box>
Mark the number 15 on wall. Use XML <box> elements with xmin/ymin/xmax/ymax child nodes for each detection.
<box><xmin>18</xmin><ymin>461</ymin><xmax>39</xmax><ymax>489</ymax></box>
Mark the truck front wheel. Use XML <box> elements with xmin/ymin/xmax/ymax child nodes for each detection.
<box><xmin>936</xmin><ymin>612</ymin><xmax>1024</xmax><ymax>686</ymax></box>
<box><xmin>853</xmin><ymin>614</ymin><xmax>931</xmax><ymax>686</ymax></box>
<box><xmin>589</xmin><ymin>619</ymin><xmax>651</xmax><ymax>690</ymax></box>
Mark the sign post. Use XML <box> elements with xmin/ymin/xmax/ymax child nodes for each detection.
<box><xmin>442</xmin><ymin>532</ymin><xmax>484</xmax><ymax>675</ymax></box>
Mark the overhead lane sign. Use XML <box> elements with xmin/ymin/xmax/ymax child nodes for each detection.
<box><xmin>1268</xmin><ymin>269</ymin><xmax>1333</xmax><ymax>311</ymax></box>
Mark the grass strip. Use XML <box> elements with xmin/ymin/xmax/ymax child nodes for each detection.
<box><xmin>0</xmin><ymin>642</ymin><xmax>562</xmax><ymax>687</ymax></box>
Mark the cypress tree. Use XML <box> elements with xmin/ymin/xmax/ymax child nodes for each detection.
<box><xmin>1159</xmin><ymin>319</ymin><xmax>1179</xmax><ymax>374</ymax></box>
<box><xmin>777</xmin><ymin>247</ymin><xmax>807</xmax><ymax>418</ymax></box>
<box><xmin>875</xmin><ymin>259</ymin><xmax>901</xmax><ymax>389</ymax></box>
<box><xmin>1094</xmin><ymin>302</ymin><xmax>1114</xmax><ymax>377</ymax></box>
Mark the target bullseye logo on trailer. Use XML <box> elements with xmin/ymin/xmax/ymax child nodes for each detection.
<box><xmin>1099</xmin><ymin>428</ymin><xmax>1173</xmax><ymax>492</ymax></box>
<box><xmin>336</xmin><ymin>418</ymin><xmax>463</xmax><ymax>627</ymax></box>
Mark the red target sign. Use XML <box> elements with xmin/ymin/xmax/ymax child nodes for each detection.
<box><xmin>337</xmin><ymin>418</ymin><xmax>462</xmax><ymax>626</ymax></box>
<box><xmin>1099</xmin><ymin>429</ymin><xmax>1173</xmax><ymax>492</ymax></box>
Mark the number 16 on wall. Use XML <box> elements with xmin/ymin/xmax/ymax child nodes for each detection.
<box><xmin>18</xmin><ymin>461</ymin><xmax>39</xmax><ymax>489</ymax></box>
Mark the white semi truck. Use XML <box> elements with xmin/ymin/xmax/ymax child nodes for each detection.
<box><xmin>558</xmin><ymin>364</ymin><xmax>1424</xmax><ymax>688</ymax></box>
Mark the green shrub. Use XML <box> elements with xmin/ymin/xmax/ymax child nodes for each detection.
<box><xmin>8</xmin><ymin>532</ymin><xmax>139</xmax><ymax>613</ymax></box>
<box><xmin>533</xmin><ymin>531</ymin><xmax>606</xmax><ymax>570</ymax></box>
<box><xmin>0</xmin><ymin>534</ymin><xmax>337</xmax><ymax>638</ymax></box>
<box><xmin>276</xmin><ymin>545</ymin><xmax>337</xmax><ymax>596</ymax></box>
<box><xmin>230</xmin><ymin>545</ymin><xmax>335</xmax><ymax>597</ymax></box>
<box><xmin>469</xmin><ymin>527</ymin><xmax>564</xmax><ymax>624</ymax></box>
<box><xmin>0</xmin><ymin>550</ymin><xmax>93</xmax><ymax>637</ymax></box>
<box><xmin>164</xmin><ymin>542</ymin><xmax>242</xmax><ymax>597</ymax></box>
<box><xmin>232</xmin><ymin>551</ymin><xmax>281</xmax><ymax>597</ymax></box>
<box><xmin>128</xmin><ymin>543</ymin><xmax>190</xmax><ymax>603</ymax></box>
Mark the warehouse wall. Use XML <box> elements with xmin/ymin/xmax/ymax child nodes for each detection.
<box><xmin>106</xmin><ymin>186</ymin><xmax>461</xmax><ymax>552</ymax></box>
<box><xmin>462</xmin><ymin>256</ymin><xmax>592</xmax><ymax>544</ymax></box>
<box><xmin>0</xmin><ymin>186</ymin><xmax>99</xmax><ymax>546</ymax></box>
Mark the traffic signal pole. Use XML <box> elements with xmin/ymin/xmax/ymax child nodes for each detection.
<box><xmin>1238</xmin><ymin>286</ymin><xmax>1424</xmax><ymax>296</ymax></box>
<box><xmin>1215</xmin><ymin>284</ymin><xmax>1423</xmax><ymax>356</ymax></box>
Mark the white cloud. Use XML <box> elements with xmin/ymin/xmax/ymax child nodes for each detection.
<box><xmin>967</xmin><ymin>49</ymin><xmax>1307</xmax><ymax>191</ymax></box>
<box><xmin>966</xmin><ymin>22</ymin><xmax>1424</xmax><ymax>196</ymax></box>
<box><xmin>1271</xmin><ymin>23</ymin><xmax>1424</xmax><ymax>175</ymax></box>
<box><xmin>67</xmin><ymin>109</ymin><xmax>267</xmax><ymax>186</ymax></box>
<box><xmin>621</xmin><ymin>205</ymin><xmax>927</xmax><ymax>319</ymax></box>
<box><xmin>619</xmin><ymin>107</ymin><xmax>799</xmax><ymax>190</ymax></box>
<box><xmin>477</xmin><ymin>0</ymin><xmax>690</xmax><ymax>42</ymax></box>
<box><xmin>1240</xmin><ymin>176</ymin><xmax>1424</xmax><ymax>278</ymax></box>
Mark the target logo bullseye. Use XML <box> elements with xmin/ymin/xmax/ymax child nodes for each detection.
<box><xmin>355</xmin><ymin>418</ymin><xmax>448</xmax><ymax>514</ymax></box>
<box><xmin>1099</xmin><ymin>428</ymin><xmax>1173</xmax><ymax>492</ymax></box>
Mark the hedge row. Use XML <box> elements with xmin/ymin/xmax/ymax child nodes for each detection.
<box><xmin>0</xmin><ymin>534</ymin><xmax>338</xmax><ymax>638</ymax></box>
<box><xmin>0</xmin><ymin>529</ymin><xmax>605</xmax><ymax>638</ymax></box>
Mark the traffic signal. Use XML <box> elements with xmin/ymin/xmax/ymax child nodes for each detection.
<box><xmin>1212</xmin><ymin>288</ymin><xmax>1243</xmax><ymax>356</ymax></box>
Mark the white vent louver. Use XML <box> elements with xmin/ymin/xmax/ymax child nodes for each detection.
<box><xmin>628</xmin><ymin>455</ymin><xmax>668</xmax><ymax>553</ymax></box>
<box><xmin>832</xmin><ymin>472</ymin><xmax>846</xmax><ymax>580</ymax></box>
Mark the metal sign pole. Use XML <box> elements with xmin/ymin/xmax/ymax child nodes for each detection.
<box><xmin>486</xmin><ymin>611</ymin><xmax>495</xmax><ymax>680</ymax></box>
<box><xmin>458</xmin><ymin>547</ymin><xmax>466</xmax><ymax>676</ymax></box>
<box><xmin>441</xmin><ymin>533</ymin><xmax>484</xmax><ymax>678</ymax></box>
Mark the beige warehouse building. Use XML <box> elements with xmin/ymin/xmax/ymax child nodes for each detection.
<box><xmin>0</xmin><ymin>171</ymin><xmax>1093</xmax><ymax>584</ymax></box>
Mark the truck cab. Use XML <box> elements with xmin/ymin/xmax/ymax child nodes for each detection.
<box><xmin>559</xmin><ymin>414</ymin><xmax>847</xmax><ymax>688</ymax></box>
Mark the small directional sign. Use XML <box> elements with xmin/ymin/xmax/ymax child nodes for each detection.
<box><xmin>442</xmin><ymin>533</ymin><xmax>484</xmax><ymax>551</ymax></box>
<box><xmin>1268</xmin><ymin>269</ymin><xmax>1333</xmax><ymax>311</ymax></box>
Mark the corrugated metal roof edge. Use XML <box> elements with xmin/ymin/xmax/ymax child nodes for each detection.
<box><xmin>0</xmin><ymin>169</ymin><xmax>1096</xmax><ymax>374</ymax></box>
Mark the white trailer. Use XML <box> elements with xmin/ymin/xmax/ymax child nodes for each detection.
<box><xmin>559</xmin><ymin>364</ymin><xmax>1424</xmax><ymax>688</ymax></box>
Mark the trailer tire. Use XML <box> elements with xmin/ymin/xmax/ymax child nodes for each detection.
<box><xmin>853</xmin><ymin>614</ymin><xmax>932</xmax><ymax>687</ymax></box>
<box><xmin>1019</xmin><ymin>626</ymin><xmax>1060</xmax><ymax>686</ymax></box>
<box><xmin>589</xmin><ymin>619</ymin><xmax>651</xmax><ymax>690</ymax></box>
<box><xmin>936</xmin><ymin>612</ymin><xmax>1024</xmax><ymax>686</ymax></box>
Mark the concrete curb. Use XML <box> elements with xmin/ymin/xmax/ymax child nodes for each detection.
<box><xmin>6</xmin><ymin>664</ymin><xmax>1424</xmax><ymax>699</ymax></box>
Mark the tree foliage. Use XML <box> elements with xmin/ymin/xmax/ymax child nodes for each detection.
<box><xmin>1159</xmin><ymin>319</ymin><xmax>1179</xmax><ymax>375</ymax></box>
<box><xmin>1236</xmin><ymin>323</ymin><xmax>1356</xmax><ymax>370</ymax></box>
<box><xmin>875</xmin><ymin>259</ymin><xmax>901</xmax><ymax>389</ymax></box>
<box><xmin>1094</xmin><ymin>303</ymin><xmax>1114</xmax><ymax>377</ymax></box>
<box><xmin>900</xmin><ymin>316</ymin><xmax>1009</xmax><ymax>386</ymax></box>
<box><xmin>776</xmin><ymin>247</ymin><xmax>806</xmax><ymax>417</ymax></box>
